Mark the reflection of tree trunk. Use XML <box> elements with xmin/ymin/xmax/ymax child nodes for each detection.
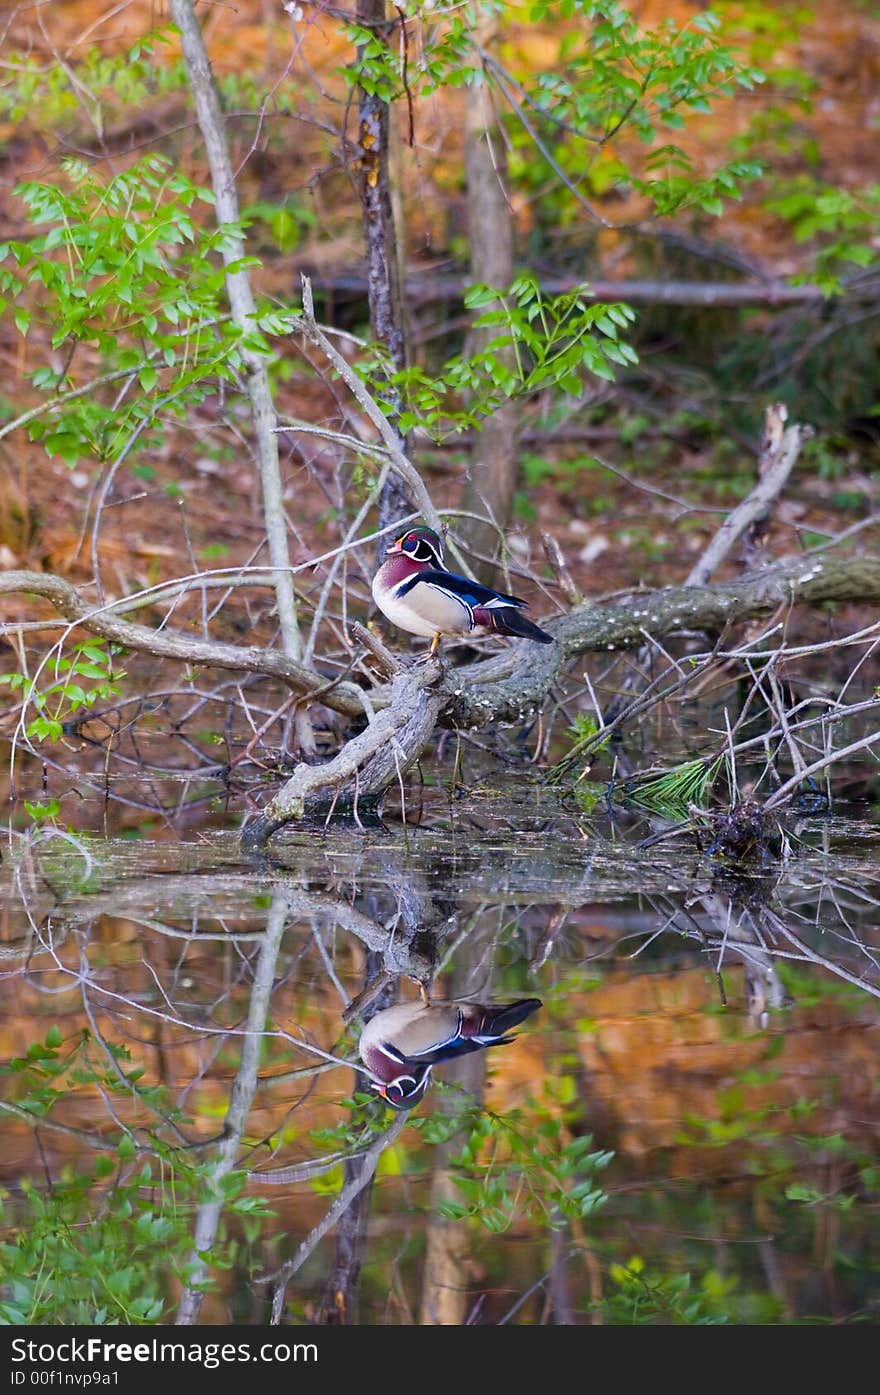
<box><xmin>355</xmin><ymin>0</ymin><xmax>413</xmax><ymax>548</ymax></box>
<box><xmin>419</xmin><ymin>915</ymin><xmax>496</xmax><ymax>1325</ymax></box>
<box><xmin>697</xmin><ymin>891</ymin><xmax>791</xmax><ymax>1029</ymax></box>
<box><xmin>460</xmin><ymin>7</ymin><xmax>518</xmax><ymax>580</ymax></box>
<box><xmin>419</xmin><ymin>1050</ymin><xmax>485</xmax><ymax>1325</ymax></box>
<box><xmin>318</xmin><ymin>1162</ymin><xmax>371</xmax><ymax>1324</ymax></box>
<box><xmin>319</xmin><ymin>867</ymin><xmax>440</xmax><ymax>1323</ymax></box>
<box><xmin>548</xmin><ymin>1227</ymin><xmax>575</xmax><ymax>1324</ymax></box>
<box><xmin>176</xmin><ymin>892</ymin><xmax>289</xmax><ymax>1324</ymax></box>
<box><xmin>320</xmin><ymin>948</ymin><xmax>395</xmax><ymax>1324</ymax></box>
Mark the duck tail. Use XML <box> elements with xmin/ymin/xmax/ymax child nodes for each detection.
<box><xmin>471</xmin><ymin>997</ymin><xmax>543</xmax><ymax>1041</ymax></box>
<box><xmin>487</xmin><ymin>608</ymin><xmax>554</xmax><ymax>644</ymax></box>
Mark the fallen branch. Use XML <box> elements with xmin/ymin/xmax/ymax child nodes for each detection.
<box><xmin>685</xmin><ymin>403</ymin><xmax>812</xmax><ymax>586</ymax></box>
<box><xmin>7</xmin><ymin>546</ymin><xmax>876</xmax><ymax>796</ymax></box>
<box><xmin>0</xmin><ymin>570</ymin><xmax>366</xmax><ymax>719</ymax></box>
<box><xmin>446</xmin><ymin>550</ymin><xmax>880</xmax><ymax>729</ymax></box>
<box><xmin>244</xmin><ymin>548</ymin><xmax>880</xmax><ymax>841</ymax></box>
<box><xmin>305</xmin><ymin>268</ymin><xmax>880</xmax><ymax>309</ymax></box>
<box><xmin>243</xmin><ymin>661</ymin><xmax>447</xmax><ymax>836</ymax></box>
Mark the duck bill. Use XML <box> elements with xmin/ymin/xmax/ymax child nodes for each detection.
<box><xmin>384</xmin><ymin>539</ymin><xmax>404</xmax><ymax>555</ymax></box>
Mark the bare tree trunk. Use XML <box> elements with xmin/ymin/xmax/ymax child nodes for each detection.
<box><xmin>167</xmin><ymin>0</ymin><xmax>313</xmax><ymax>755</ymax></box>
<box><xmin>418</xmin><ymin>1049</ymin><xmax>484</xmax><ymax>1324</ymax></box>
<box><xmin>460</xmin><ymin>7</ymin><xmax>518</xmax><ymax>579</ymax></box>
<box><xmin>168</xmin><ymin>0</ymin><xmax>302</xmax><ymax>666</ymax></box>
<box><xmin>354</xmin><ymin>0</ymin><xmax>414</xmax><ymax>548</ymax></box>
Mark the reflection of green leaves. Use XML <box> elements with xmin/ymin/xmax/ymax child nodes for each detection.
<box><xmin>0</xmin><ymin>1029</ymin><xmax>272</xmax><ymax>1323</ymax></box>
<box><xmin>431</xmin><ymin>1100</ymin><xmax>612</xmax><ymax>1233</ymax></box>
<box><xmin>6</xmin><ymin>639</ymin><xmax>125</xmax><ymax>750</ymax></box>
<box><xmin>22</xmin><ymin>797</ymin><xmax>60</xmax><ymax>823</ymax></box>
<box><xmin>605</xmin><ymin>1258</ymin><xmax>729</xmax><ymax>1324</ymax></box>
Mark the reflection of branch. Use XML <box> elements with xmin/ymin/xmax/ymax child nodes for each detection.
<box><xmin>249</xmin><ymin>1144</ymin><xmax>377</xmax><ymax>1186</ymax></box>
<box><xmin>693</xmin><ymin>891</ymin><xmax>790</xmax><ymax>1029</ymax></box>
<box><xmin>762</xmin><ymin>908</ymin><xmax>880</xmax><ymax>1002</ymax></box>
<box><xmin>260</xmin><ymin>1111</ymin><xmax>408</xmax><ymax>1323</ymax></box>
<box><xmin>0</xmin><ymin>1097</ymin><xmax>111</xmax><ymax>1149</ymax></box>
<box><xmin>278</xmin><ymin>884</ymin><xmax>439</xmax><ymax>987</ymax></box>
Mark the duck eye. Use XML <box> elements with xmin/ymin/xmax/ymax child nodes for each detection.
<box><xmin>387</xmin><ymin>1082</ymin><xmax>404</xmax><ymax>1102</ymax></box>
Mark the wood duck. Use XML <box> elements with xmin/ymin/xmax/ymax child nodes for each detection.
<box><xmin>358</xmin><ymin>996</ymin><xmax>542</xmax><ymax>1110</ymax></box>
<box><xmin>371</xmin><ymin>525</ymin><xmax>554</xmax><ymax>657</ymax></box>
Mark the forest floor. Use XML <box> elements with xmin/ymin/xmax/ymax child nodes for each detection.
<box><xmin>0</xmin><ymin>0</ymin><xmax>877</xmax><ymax>702</ymax></box>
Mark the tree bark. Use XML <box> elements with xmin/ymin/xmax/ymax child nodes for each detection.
<box><xmin>354</xmin><ymin>0</ymin><xmax>414</xmax><ymax>547</ymax></box>
<box><xmin>460</xmin><ymin>7</ymin><xmax>518</xmax><ymax>578</ymax></box>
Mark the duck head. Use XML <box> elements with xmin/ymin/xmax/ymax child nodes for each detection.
<box><xmin>385</xmin><ymin>526</ymin><xmax>445</xmax><ymax>568</ymax></box>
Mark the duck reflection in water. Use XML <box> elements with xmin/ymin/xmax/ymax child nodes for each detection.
<box><xmin>359</xmin><ymin>996</ymin><xmax>543</xmax><ymax>1111</ymax></box>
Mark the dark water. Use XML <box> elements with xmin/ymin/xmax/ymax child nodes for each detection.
<box><xmin>1</xmin><ymin>771</ymin><xmax>878</xmax><ymax>1325</ymax></box>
